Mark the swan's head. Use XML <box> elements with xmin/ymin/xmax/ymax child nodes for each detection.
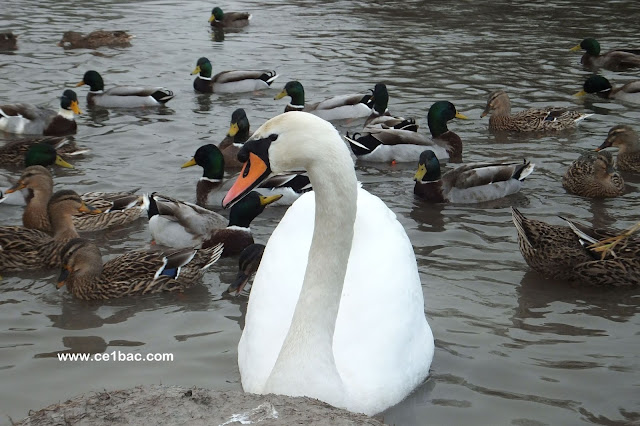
<box><xmin>222</xmin><ymin>111</ymin><xmax>343</xmax><ymax>208</ymax></box>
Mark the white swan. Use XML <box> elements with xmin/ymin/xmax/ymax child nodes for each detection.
<box><xmin>222</xmin><ymin>112</ymin><xmax>434</xmax><ymax>415</ymax></box>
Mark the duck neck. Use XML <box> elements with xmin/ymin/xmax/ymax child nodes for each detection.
<box><xmin>428</xmin><ymin>114</ymin><xmax>449</xmax><ymax>138</ymax></box>
<box><xmin>23</xmin><ymin>185</ymin><xmax>53</xmax><ymax>231</ymax></box>
<box><xmin>50</xmin><ymin>211</ymin><xmax>79</xmax><ymax>240</ymax></box>
<box><xmin>266</xmin><ymin>140</ymin><xmax>357</xmax><ymax>398</ymax></box>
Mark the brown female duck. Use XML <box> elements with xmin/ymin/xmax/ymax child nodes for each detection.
<box><xmin>58</xmin><ymin>30</ymin><xmax>133</xmax><ymax>49</ymax></box>
<box><xmin>595</xmin><ymin>125</ymin><xmax>640</xmax><ymax>172</ymax></box>
<box><xmin>512</xmin><ymin>207</ymin><xmax>639</xmax><ymax>286</ymax></box>
<box><xmin>0</xmin><ymin>190</ymin><xmax>99</xmax><ymax>272</ymax></box>
<box><xmin>562</xmin><ymin>151</ymin><xmax>624</xmax><ymax>198</ymax></box>
<box><xmin>57</xmin><ymin>238</ymin><xmax>224</xmax><ymax>300</ymax></box>
<box><xmin>481</xmin><ymin>90</ymin><xmax>591</xmax><ymax>131</ymax></box>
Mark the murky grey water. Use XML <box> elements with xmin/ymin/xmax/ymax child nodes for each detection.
<box><xmin>1</xmin><ymin>0</ymin><xmax>639</xmax><ymax>424</ymax></box>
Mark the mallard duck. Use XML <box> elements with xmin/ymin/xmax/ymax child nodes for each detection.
<box><xmin>511</xmin><ymin>207</ymin><xmax>639</xmax><ymax>286</ymax></box>
<box><xmin>219</xmin><ymin>108</ymin><xmax>251</xmax><ymax>169</ymax></box>
<box><xmin>208</xmin><ymin>7</ymin><xmax>251</xmax><ymax>28</ymax></box>
<box><xmin>0</xmin><ymin>140</ymin><xmax>76</xmax><ymax>168</ymax></box>
<box><xmin>191</xmin><ymin>57</ymin><xmax>278</xmax><ymax>94</ymax></box>
<box><xmin>146</xmin><ymin>191</ymin><xmax>281</xmax><ymax>256</ymax></box>
<box><xmin>0</xmin><ymin>144</ymin><xmax>74</xmax><ymax>205</ymax></box>
<box><xmin>221</xmin><ymin>111</ymin><xmax>434</xmax><ymax>415</ymax></box>
<box><xmin>595</xmin><ymin>125</ymin><xmax>640</xmax><ymax>172</ymax></box>
<box><xmin>413</xmin><ymin>150</ymin><xmax>534</xmax><ymax>203</ymax></box>
<box><xmin>75</xmin><ymin>70</ymin><xmax>174</xmax><ymax>107</ymax></box>
<box><xmin>58</xmin><ymin>30</ymin><xmax>133</xmax><ymax>49</ymax></box>
<box><xmin>274</xmin><ymin>80</ymin><xmax>372</xmax><ymax>121</ymax></box>
<box><xmin>570</xmin><ymin>38</ymin><xmax>640</xmax><ymax>72</ymax></box>
<box><xmin>226</xmin><ymin>243</ymin><xmax>265</xmax><ymax>295</ymax></box>
<box><xmin>0</xmin><ymin>190</ymin><xmax>100</xmax><ymax>272</ymax></box>
<box><xmin>362</xmin><ymin>83</ymin><xmax>418</xmax><ymax>131</ymax></box>
<box><xmin>57</xmin><ymin>238</ymin><xmax>224</xmax><ymax>300</ymax></box>
<box><xmin>345</xmin><ymin>101</ymin><xmax>467</xmax><ymax>163</ymax></box>
<box><xmin>0</xmin><ymin>32</ymin><xmax>17</xmax><ymax>50</ymax></box>
<box><xmin>576</xmin><ymin>76</ymin><xmax>640</xmax><ymax>104</ymax></box>
<box><xmin>481</xmin><ymin>90</ymin><xmax>592</xmax><ymax>131</ymax></box>
<box><xmin>0</xmin><ymin>89</ymin><xmax>81</xmax><ymax>136</ymax></box>
<box><xmin>181</xmin><ymin>144</ymin><xmax>227</xmax><ymax>207</ymax></box>
<box><xmin>562</xmin><ymin>151</ymin><xmax>624</xmax><ymax>198</ymax></box>
<box><xmin>5</xmin><ymin>166</ymin><xmax>144</xmax><ymax>232</ymax></box>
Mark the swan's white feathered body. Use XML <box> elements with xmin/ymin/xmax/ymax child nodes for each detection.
<box><xmin>226</xmin><ymin>111</ymin><xmax>434</xmax><ymax>415</ymax></box>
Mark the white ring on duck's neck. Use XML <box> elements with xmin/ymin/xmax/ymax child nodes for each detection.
<box><xmin>58</xmin><ymin>108</ymin><xmax>75</xmax><ymax>119</ymax></box>
<box><xmin>88</xmin><ymin>90</ymin><xmax>104</xmax><ymax>94</ymax></box>
<box><xmin>288</xmin><ymin>103</ymin><xmax>304</xmax><ymax>110</ymax></box>
<box><xmin>199</xmin><ymin>177</ymin><xmax>222</xmax><ymax>183</ymax></box>
<box><xmin>198</xmin><ymin>76</ymin><xmax>213</xmax><ymax>81</ymax></box>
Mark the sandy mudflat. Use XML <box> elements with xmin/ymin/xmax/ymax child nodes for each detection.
<box><xmin>15</xmin><ymin>385</ymin><xmax>386</xmax><ymax>426</ymax></box>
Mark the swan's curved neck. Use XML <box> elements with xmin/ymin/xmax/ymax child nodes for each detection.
<box><xmin>265</xmin><ymin>137</ymin><xmax>357</xmax><ymax>401</ymax></box>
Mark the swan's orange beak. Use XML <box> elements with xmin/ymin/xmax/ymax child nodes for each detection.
<box><xmin>222</xmin><ymin>152</ymin><xmax>270</xmax><ymax>208</ymax></box>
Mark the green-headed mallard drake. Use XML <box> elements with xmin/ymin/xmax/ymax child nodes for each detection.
<box><xmin>0</xmin><ymin>90</ymin><xmax>81</xmax><ymax>136</ymax></box>
<box><xmin>226</xmin><ymin>243</ymin><xmax>265</xmax><ymax>295</ymax></box>
<box><xmin>481</xmin><ymin>90</ymin><xmax>592</xmax><ymax>131</ymax></box>
<box><xmin>0</xmin><ymin>32</ymin><xmax>17</xmax><ymax>50</ymax></box>
<box><xmin>363</xmin><ymin>83</ymin><xmax>418</xmax><ymax>131</ymax></box>
<box><xmin>219</xmin><ymin>108</ymin><xmax>252</xmax><ymax>169</ymax></box>
<box><xmin>5</xmin><ymin>166</ymin><xmax>144</xmax><ymax>232</ymax></box>
<box><xmin>191</xmin><ymin>57</ymin><xmax>278</xmax><ymax>94</ymax></box>
<box><xmin>345</xmin><ymin>100</ymin><xmax>468</xmax><ymax>163</ymax></box>
<box><xmin>570</xmin><ymin>38</ymin><xmax>640</xmax><ymax>72</ymax></box>
<box><xmin>208</xmin><ymin>7</ymin><xmax>251</xmax><ymax>28</ymax></box>
<box><xmin>413</xmin><ymin>150</ymin><xmax>534</xmax><ymax>203</ymax></box>
<box><xmin>57</xmin><ymin>238</ymin><xmax>224</xmax><ymax>300</ymax></box>
<box><xmin>181</xmin><ymin>143</ymin><xmax>227</xmax><ymax>207</ymax></box>
<box><xmin>0</xmin><ymin>139</ymin><xmax>77</xmax><ymax>168</ymax></box>
<box><xmin>274</xmin><ymin>80</ymin><xmax>372</xmax><ymax>121</ymax></box>
<box><xmin>576</xmin><ymin>75</ymin><xmax>640</xmax><ymax>104</ymax></box>
<box><xmin>58</xmin><ymin>30</ymin><xmax>133</xmax><ymax>49</ymax></box>
<box><xmin>562</xmin><ymin>151</ymin><xmax>624</xmax><ymax>198</ymax></box>
<box><xmin>595</xmin><ymin>125</ymin><xmax>640</xmax><ymax>172</ymax></box>
<box><xmin>511</xmin><ymin>207</ymin><xmax>640</xmax><ymax>286</ymax></box>
<box><xmin>0</xmin><ymin>190</ymin><xmax>100</xmax><ymax>272</ymax></box>
<box><xmin>76</xmin><ymin>70</ymin><xmax>174</xmax><ymax>107</ymax></box>
<box><xmin>146</xmin><ymin>191</ymin><xmax>281</xmax><ymax>256</ymax></box>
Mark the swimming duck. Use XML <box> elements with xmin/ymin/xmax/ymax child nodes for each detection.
<box><xmin>0</xmin><ymin>140</ymin><xmax>76</xmax><ymax>168</ymax></box>
<box><xmin>58</xmin><ymin>30</ymin><xmax>133</xmax><ymax>49</ymax></box>
<box><xmin>75</xmin><ymin>70</ymin><xmax>174</xmax><ymax>107</ymax></box>
<box><xmin>511</xmin><ymin>207</ymin><xmax>639</xmax><ymax>286</ymax></box>
<box><xmin>362</xmin><ymin>83</ymin><xmax>418</xmax><ymax>131</ymax></box>
<box><xmin>0</xmin><ymin>90</ymin><xmax>81</xmax><ymax>136</ymax></box>
<box><xmin>595</xmin><ymin>125</ymin><xmax>640</xmax><ymax>172</ymax></box>
<box><xmin>191</xmin><ymin>57</ymin><xmax>278</xmax><ymax>94</ymax></box>
<box><xmin>5</xmin><ymin>166</ymin><xmax>144</xmax><ymax>232</ymax></box>
<box><xmin>227</xmin><ymin>243</ymin><xmax>265</xmax><ymax>295</ymax></box>
<box><xmin>57</xmin><ymin>238</ymin><xmax>224</xmax><ymax>300</ymax></box>
<box><xmin>0</xmin><ymin>32</ymin><xmax>17</xmax><ymax>50</ymax></box>
<box><xmin>274</xmin><ymin>80</ymin><xmax>372</xmax><ymax>121</ymax></box>
<box><xmin>221</xmin><ymin>111</ymin><xmax>434</xmax><ymax>415</ymax></box>
<box><xmin>219</xmin><ymin>108</ymin><xmax>252</xmax><ymax>169</ymax></box>
<box><xmin>481</xmin><ymin>90</ymin><xmax>592</xmax><ymax>131</ymax></box>
<box><xmin>208</xmin><ymin>7</ymin><xmax>251</xmax><ymax>28</ymax></box>
<box><xmin>345</xmin><ymin>100</ymin><xmax>467</xmax><ymax>163</ymax></box>
<box><xmin>570</xmin><ymin>38</ymin><xmax>640</xmax><ymax>72</ymax></box>
<box><xmin>0</xmin><ymin>190</ymin><xmax>100</xmax><ymax>272</ymax></box>
<box><xmin>413</xmin><ymin>150</ymin><xmax>534</xmax><ymax>203</ymax></box>
<box><xmin>562</xmin><ymin>151</ymin><xmax>624</xmax><ymax>198</ymax></box>
<box><xmin>0</xmin><ymin>144</ymin><xmax>74</xmax><ymax>206</ymax></box>
<box><xmin>575</xmin><ymin>76</ymin><xmax>640</xmax><ymax>104</ymax></box>
<box><xmin>146</xmin><ymin>191</ymin><xmax>281</xmax><ymax>256</ymax></box>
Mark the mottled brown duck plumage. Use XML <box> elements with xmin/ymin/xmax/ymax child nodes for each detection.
<box><xmin>562</xmin><ymin>151</ymin><xmax>624</xmax><ymax>198</ymax></box>
<box><xmin>0</xmin><ymin>190</ymin><xmax>98</xmax><ymax>272</ymax></box>
<box><xmin>6</xmin><ymin>166</ymin><xmax>143</xmax><ymax>233</ymax></box>
<box><xmin>512</xmin><ymin>208</ymin><xmax>640</xmax><ymax>286</ymax></box>
<box><xmin>481</xmin><ymin>90</ymin><xmax>591</xmax><ymax>132</ymax></box>
<box><xmin>58</xmin><ymin>30</ymin><xmax>133</xmax><ymax>49</ymax></box>
<box><xmin>57</xmin><ymin>238</ymin><xmax>224</xmax><ymax>300</ymax></box>
<box><xmin>596</xmin><ymin>125</ymin><xmax>640</xmax><ymax>172</ymax></box>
